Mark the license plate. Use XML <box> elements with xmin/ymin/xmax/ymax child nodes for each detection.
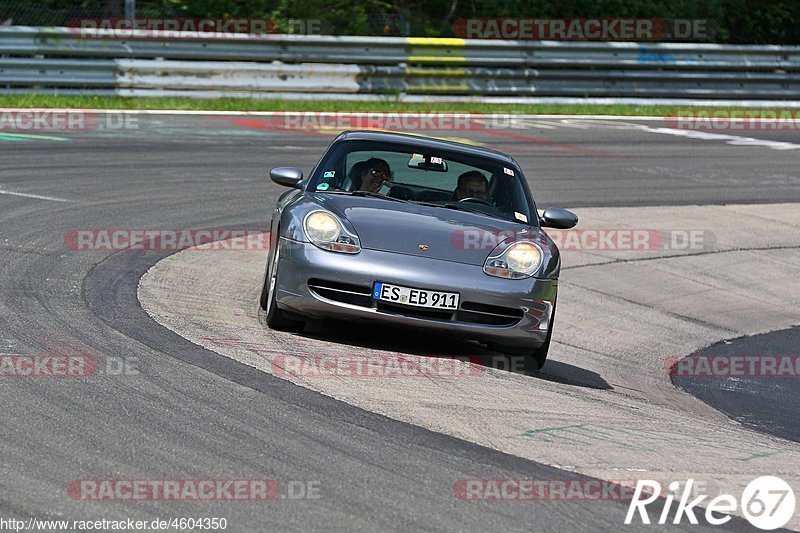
<box><xmin>373</xmin><ymin>282</ymin><xmax>459</xmax><ymax>310</ymax></box>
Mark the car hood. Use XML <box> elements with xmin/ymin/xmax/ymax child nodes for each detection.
<box><xmin>312</xmin><ymin>194</ymin><xmax>543</xmax><ymax>266</ymax></box>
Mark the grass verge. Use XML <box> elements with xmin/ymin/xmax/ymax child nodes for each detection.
<box><xmin>0</xmin><ymin>94</ymin><xmax>784</xmax><ymax>115</ymax></box>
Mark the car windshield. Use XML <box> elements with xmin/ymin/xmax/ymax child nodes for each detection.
<box><xmin>308</xmin><ymin>139</ymin><xmax>535</xmax><ymax>225</ymax></box>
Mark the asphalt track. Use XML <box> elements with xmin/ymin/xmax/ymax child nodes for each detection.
<box><xmin>674</xmin><ymin>326</ymin><xmax>800</xmax><ymax>444</ymax></box>
<box><xmin>1</xmin><ymin>112</ymin><xmax>798</xmax><ymax>531</ymax></box>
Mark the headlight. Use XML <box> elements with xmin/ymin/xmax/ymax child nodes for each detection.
<box><xmin>484</xmin><ymin>241</ymin><xmax>543</xmax><ymax>279</ymax></box>
<box><xmin>303</xmin><ymin>210</ymin><xmax>361</xmax><ymax>253</ymax></box>
<box><xmin>305</xmin><ymin>212</ymin><xmax>340</xmax><ymax>242</ymax></box>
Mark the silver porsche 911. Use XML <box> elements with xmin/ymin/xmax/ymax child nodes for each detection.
<box><xmin>259</xmin><ymin>130</ymin><xmax>577</xmax><ymax>369</ymax></box>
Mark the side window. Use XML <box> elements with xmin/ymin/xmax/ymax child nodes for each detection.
<box><xmin>344</xmin><ymin>158</ymin><xmax>369</xmax><ymax>191</ymax></box>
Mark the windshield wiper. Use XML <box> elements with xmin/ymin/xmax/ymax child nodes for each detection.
<box><xmin>412</xmin><ymin>201</ymin><xmax>485</xmax><ymax>214</ymax></box>
<box><xmin>347</xmin><ymin>190</ymin><xmax>409</xmax><ymax>203</ymax></box>
<box><xmin>439</xmin><ymin>202</ymin><xmax>488</xmax><ymax>215</ymax></box>
<box><xmin>315</xmin><ymin>190</ymin><xmax>406</xmax><ymax>202</ymax></box>
<box><xmin>417</xmin><ymin>201</ymin><xmax>517</xmax><ymax>223</ymax></box>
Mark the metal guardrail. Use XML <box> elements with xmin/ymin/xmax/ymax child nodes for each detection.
<box><xmin>1</xmin><ymin>26</ymin><xmax>799</xmax><ymax>100</ymax></box>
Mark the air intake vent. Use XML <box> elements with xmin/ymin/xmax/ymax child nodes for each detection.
<box><xmin>307</xmin><ymin>278</ymin><xmax>373</xmax><ymax>307</ymax></box>
<box><xmin>457</xmin><ymin>301</ymin><xmax>523</xmax><ymax>326</ymax></box>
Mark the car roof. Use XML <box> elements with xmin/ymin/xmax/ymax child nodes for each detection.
<box><xmin>336</xmin><ymin>130</ymin><xmax>518</xmax><ymax>165</ymax></box>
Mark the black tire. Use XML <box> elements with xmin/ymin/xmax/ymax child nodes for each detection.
<box><xmin>260</xmin><ymin>239</ymin><xmax>304</xmax><ymax>332</ymax></box>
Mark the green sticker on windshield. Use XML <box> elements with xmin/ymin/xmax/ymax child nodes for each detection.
<box><xmin>316</xmin><ymin>182</ymin><xmax>330</xmax><ymax>191</ymax></box>
<box><xmin>323</xmin><ymin>170</ymin><xmax>335</xmax><ymax>178</ymax></box>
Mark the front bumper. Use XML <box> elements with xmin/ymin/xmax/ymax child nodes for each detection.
<box><xmin>274</xmin><ymin>238</ymin><xmax>558</xmax><ymax>348</ymax></box>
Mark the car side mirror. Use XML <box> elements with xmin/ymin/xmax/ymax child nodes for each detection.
<box><xmin>540</xmin><ymin>208</ymin><xmax>578</xmax><ymax>229</ymax></box>
<box><xmin>270</xmin><ymin>167</ymin><xmax>303</xmax><ymax>188</ymax></box>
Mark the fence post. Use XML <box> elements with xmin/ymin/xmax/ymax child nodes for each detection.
<box><xmin>124</xmin><ymin>0</ymin><xmax>136</xmax><ymax>21</ymax></box>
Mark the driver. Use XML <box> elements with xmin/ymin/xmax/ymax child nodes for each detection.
<box><xmin>357</xmin><ymin>158</ymin><xmax>392</xmax><ymax>193</ymax></box>
<box><xmin>454</xmin><ymin>171</ymin><xmax>488</xmax><ymax>201</ymax></box>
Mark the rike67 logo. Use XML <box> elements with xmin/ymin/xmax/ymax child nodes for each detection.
<box><xmin>626</xmin><ymin>476</ymin><xmax>796</xmax><ymax>530</ymax></box>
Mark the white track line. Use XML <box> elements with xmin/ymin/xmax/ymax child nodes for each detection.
<box><xmin>0</xmin><ymin>188</ymin><xmax>75</xmax><ymax>203</ymax></box>
<box><xmin>645</xmin><ymin>127</ymin><xmax>800</xmax><ymax>150</ymax></box>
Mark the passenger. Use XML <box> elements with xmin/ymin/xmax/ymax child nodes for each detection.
<box><xmin>455</xmin><ymin>171</ymin><xmax>488</xmax><ymax>201</ymax></box>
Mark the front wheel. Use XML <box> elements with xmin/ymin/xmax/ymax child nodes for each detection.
<box><xmin>497</xmin><ymin>302</ymin><xmax>556</xmax><ymax>372</ymax></box>
<box><xmin>260</xmin><ymin>240</ymin><xmax>304</xmax><ymax>332</ymax></box>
